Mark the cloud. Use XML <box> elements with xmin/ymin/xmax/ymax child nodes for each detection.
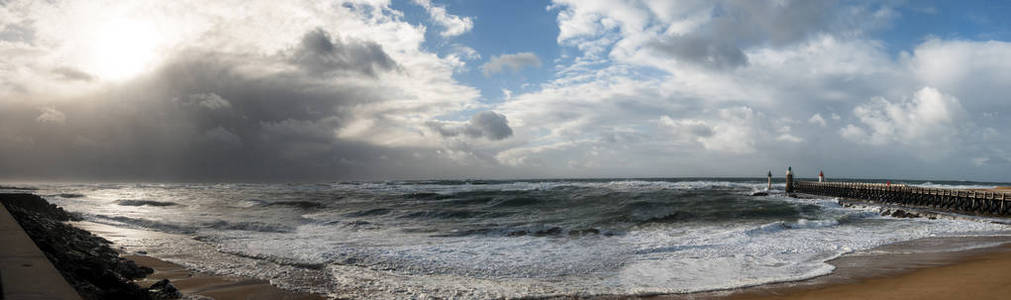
<box><xmin>552</xmin><ymin>0</ymin><xmax>897</xmax><ymax>71</ymax></box>
<box><xmin>659</xmin><ymin>116</ymin><xmax>714</xmax><ymax>138</ymax></box>
<box><xmin>808</xmin><ymin>114</ymin><xmax>827</xmax><ymax>127</ymax></box>
<box><xmin>841</xmin><ymin>87</ymin><xmax>966</xmax><ymax>151</ymax></box>
<box><xmin>0</xmin><ymin>1</ymin><xmax>497</xmax><ymax>181</ymax></box>
<box><xmin>203</xmin><ymin>126</ymin><xmax>242</xmax><ymax>146</ymax></box>
<box><xmin>467</xmin><ymin>111</ymin><xmax>514</xmax><ymax>140</ymax></box>
<box><xmin>450</xmin><ymin>44</ymin><xmax>480</xmax><ymax>60</ymax></box>
<box><xmin>290</xmin><ymin>28</ymin><xmax>397</xmax><ymax>77</ymax></box>
<box><xmin>485</xmin><ymin>1</ymin><xmax>1010</xmax><ymax>180</ymax></box>
<box><xmin>51</xmin><ymin>67</ymin><xmax>94</xmax><ymax>81</ymax></box>
<box><xmin>428</xmin><ymin>111</ymin><xmax>514</xmax><ymax>141</ymax></box>
<box><xmin>481</xmin><ymin>52</ymin><xmax>542</xmax><ymax>76</ymax></box>
<box><xmin>35</xmin><ymin>106</ymin><xmax>65</xmax><ymax>124</ymax></box>
<box><xmin>649</xmin><ymin>35</ymin><xmax>749</xmax><ymax>69</ymax></box>
<box><xmin>413</xmin><ymin>0</ymin><xmax>474</xmax><ymax>37</ymax></box>
<box><xmin>177</xmin><ymin>93</ymin><xmax>232</xmax><ymax>110</ymax></box>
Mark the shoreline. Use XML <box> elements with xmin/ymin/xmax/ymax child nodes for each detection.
<box><xmin>724</xmin><ymin>240</ymin><xmax>1011</xmax><ymax>299</ymax></box>
<box><xmin>624</xmin><ymin>235</ymin><xmax>1011</xmax><ymax>300</ymax></box>
<box><xmin>71</xmin><ymin>220</ymin><xmax>327</xmax><ymax>300</ymax></box>
<box><xmin>125</xmin><ymin>254</ymin><xmax>324</xmax><ymax>300</ymax></box>
<box><xmin>642</xmin><ymin>194</ymin><xmax>1011</xmax><ymax>300</ymax></box>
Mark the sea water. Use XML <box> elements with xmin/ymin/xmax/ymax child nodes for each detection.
<box><xmin>8</xmin><ymin>178</ymin><xmax>1011</xmax><ymax>298</ymax></box>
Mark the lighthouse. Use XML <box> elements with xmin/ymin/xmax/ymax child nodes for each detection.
<box><xmin>785</xmin><ymin>166</ymin><xmax>794</xmax><ymax>193</ymax></box>
<box><xmin>767</xmin><ymin>170</ymin><xmax>772</xmax><ymax>191</ymax></box>
<box><xmin>819</xmin><ymin>170</ymin><xmax>825</xmax><ymax>182</ymax></box>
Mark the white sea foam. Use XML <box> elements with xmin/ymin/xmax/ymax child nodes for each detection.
<box><xmin>910</xmin><ymin>181</ymin><xmax>998</xmax><ymax>190</ymax></box>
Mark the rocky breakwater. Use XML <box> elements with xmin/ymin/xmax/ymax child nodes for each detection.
<box><xmin>0</xmin><ymin>193</ymin><xmax>180</xmax><ymax>299</ymax></box>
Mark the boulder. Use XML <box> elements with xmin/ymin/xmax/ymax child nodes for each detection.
<box><xmin>148</xmin><ymin>279</ymin><xmax>182</xmax><ymax>299</ymax></box>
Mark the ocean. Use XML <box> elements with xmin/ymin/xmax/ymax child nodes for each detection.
<box><xmin>8</xmin><ymin>178</ymin><xmax>1011</xmax><ymax>298</ymax></box>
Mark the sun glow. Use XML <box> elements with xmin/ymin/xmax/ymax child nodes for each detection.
<box><xmin>82</xmin><ymin>19</ymin><xmax>162</xmax><ymax>81</ymax></box>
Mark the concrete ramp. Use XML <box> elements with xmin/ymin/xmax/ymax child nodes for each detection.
<box><xmin>0</xmin><ymin>203</ymin><xmax>82</xmax><ymax>300</ymax></box>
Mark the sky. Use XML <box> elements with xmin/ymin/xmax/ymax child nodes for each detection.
<box><xmin>1</xmin><ymin>0</ymin><xmax>1010</xmax><ymax>182</ymax></box>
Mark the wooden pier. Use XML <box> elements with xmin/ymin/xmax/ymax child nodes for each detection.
<box><xmin>793</xmin><ymin>181</ymin><xmax>1011</xmax><ymax>217</ymax></box>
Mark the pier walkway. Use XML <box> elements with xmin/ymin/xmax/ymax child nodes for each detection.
<box><xmin>794</xmin><ymin>181</ymin><xmax>1011</xmax><ymax>217</ymax></box>
<box><xmin>0</xmin><ymin>196</ymin><xmax>82</xmax><ymax>300</ymax></box>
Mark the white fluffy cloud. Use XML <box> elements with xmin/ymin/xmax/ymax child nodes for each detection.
<box><xmin>658</xmin><ymin>107</ymin><xmax>764</xmax><ymax>154</ymax></box>
<box><xmin>808</xmin><ymin>114</ymin><xmax>827</xmax><ymax>127</ymax></box>
<box><xmin>413</xmin><ymin>0</ymin><xmax>473</xmax><ymax>37</ymax></box>
<box><xmin>841</xmin><ymin>87</ymin><xmax>966</xmax><ymax>154</ymax></box>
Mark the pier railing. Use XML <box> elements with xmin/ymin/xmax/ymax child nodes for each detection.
<box><xmin>793</xmin><ymin>181</ymin><xmax>1011</xmax><ymax>216</ymax></box>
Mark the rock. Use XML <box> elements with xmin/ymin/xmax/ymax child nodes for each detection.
<box><xmin>881</xmin><ymin>209</ymin><xmax>891</xmax><ymax>216</ymax></box>
<box><xmin>750</xmin><ymin>191</ymin><xmax>769</xmax><ymax>196</ymax></box>
<box><xmin>1</xmin><ymin>194</ymin><xmax>155</xmax><ymax>300</ymax></box>
<box><xmin>507</xmin><ymin>230</ymin><xmax>527</xmax><ymax>237</ymax></box>
<box><xmin>148</xmin><ymin>279</ymin><xmax>181</xmax><ymax>299</ymax></box>
<box><xmin>567</xmin><ymin>228</ymin><xmax>600</xmax><ymax>236</ymax></box>
<box><xmin>533</xmin><ymin>227</ymin><xmax>562</xmax><ymax>236</ymax></box>
<box><xmin>888</xmin><ymin>209</ymin><xmax>920</xmax><ymax>218</ymax></box>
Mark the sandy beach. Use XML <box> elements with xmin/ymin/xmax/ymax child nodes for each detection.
<box><xmin>126</xmin><ymin>255</ymin><xmax>323</xmax><ymax>300</ymax></box>
<box><xmin>631</xmin><ymin>236</ymin><xmax>1011</xmax><ymax>300</ymax></box>
<box><xmin>726</xmin><ymin>243</ymin><xmax>1011</xmax><ymax>300</ymax></box>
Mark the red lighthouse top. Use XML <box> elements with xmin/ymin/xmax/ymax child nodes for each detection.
<box><xmin>819</xmin><ymin>170</ymin><xmax>824</xmax><ymax>177</ymax></box>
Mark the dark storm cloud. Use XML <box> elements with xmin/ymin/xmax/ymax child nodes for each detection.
<box><xmin>0</xmin><ymin>28</ymin><xmax>462</xmax><ymax>181</ymax></box>
<box><xmin>428</xmin><ymin>111</ymin><xmax>514</xmax><ymax>141</ymax></box>
<box><xmin>290</xmin><ymin>28</ymin><xmax>398</xmax><ymax>77</ymax></box>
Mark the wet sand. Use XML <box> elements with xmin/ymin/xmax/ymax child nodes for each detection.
<box><xmin>726</xmin><ymin>243</ymin><xmax>1011</xmax><ymax>300</ymax></box>
<box><xmin>637</xmin><ymin>236</ymin><xmax>1011</xmax><ymax>300</ymax></box>
<box><xmin>127</xmin><ymin>255</ymin><xmax>324</xmax><ymax>300</ymax></box>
